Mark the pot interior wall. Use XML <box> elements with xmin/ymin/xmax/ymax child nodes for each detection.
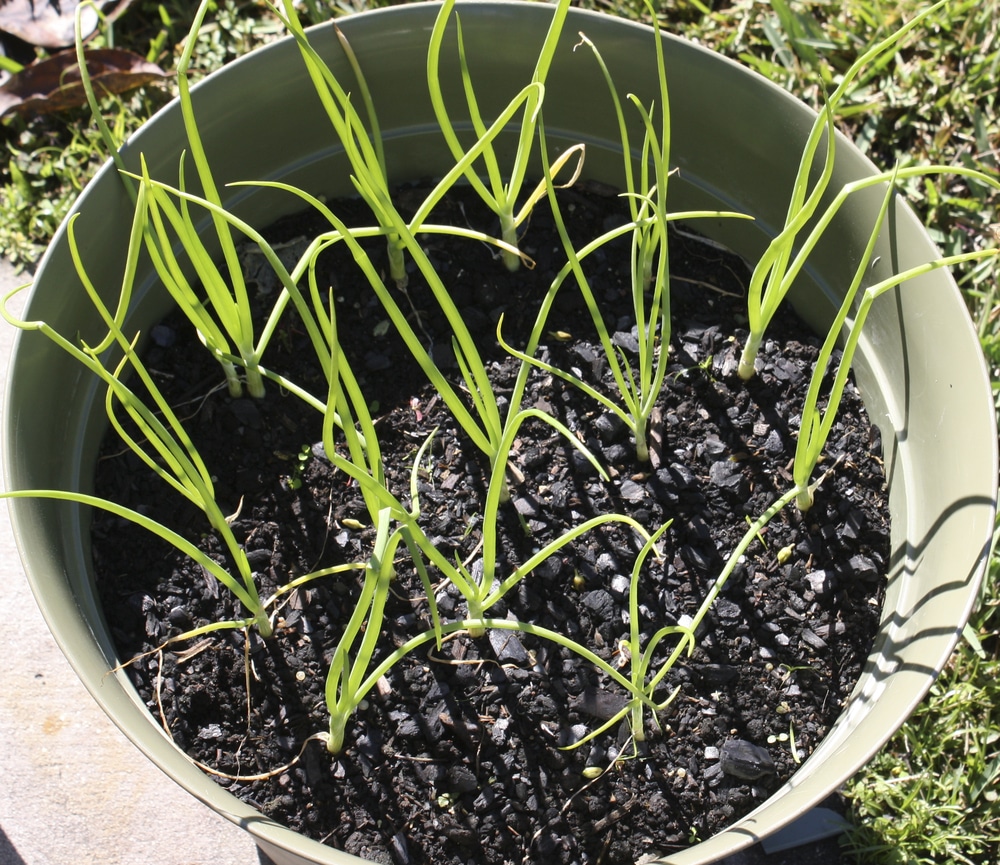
<box><xmin>4</xmin><ymin>5</ymin><xmax>995</xmax><ymax>865</ymax></box>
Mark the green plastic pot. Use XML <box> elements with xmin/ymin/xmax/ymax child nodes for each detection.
<box><xmin>3</xmin><ymin>4</ymin><xmax>995</xmax><ymax>864</ymax></box>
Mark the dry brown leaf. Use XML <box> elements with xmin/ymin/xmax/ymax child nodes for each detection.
<box><xmin>0</xmin><ymin>47</ymin><xmax>167</xmax><ymax>119</ymax></box>
<box><xmin>0</xmin><ymin>0</ymin><xmax>99</xmax><ymax>48</ymax></box>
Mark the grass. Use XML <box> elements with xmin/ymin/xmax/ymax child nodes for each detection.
<box><xmin>842</xmin><ymin>627</ymin><xmax>1000</xmax><ymax>865</ymax></box>
<box><xmin>1</xmin><ymin>0</ymin><xmax>998</xmax><ymax>861</ymax></box>
<box><xmin>0</xmin><ymin>0</ymin><xmax>284</xmax><ymax>268</ymax></box>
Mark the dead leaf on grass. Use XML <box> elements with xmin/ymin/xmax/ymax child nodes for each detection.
<box><xmin>0</xmin><ymin>0</ymin><xmax>101</xmax><ymax>48</ymax></box>
<box><xmin>0</xmin><ymin>47</ymin><xmax>167</xmax><ymax>119</ymax></box>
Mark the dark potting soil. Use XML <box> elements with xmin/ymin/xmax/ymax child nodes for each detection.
<box><xmin>92</xmin><ymin>182</ymin><xmax>888</xmax><ymax>865</ymax></box>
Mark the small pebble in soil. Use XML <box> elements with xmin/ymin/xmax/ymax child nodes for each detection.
<box><xmin>719</xmin><ymin>739</ymin><xmax>777</xmax><ymax>781</ymax></box>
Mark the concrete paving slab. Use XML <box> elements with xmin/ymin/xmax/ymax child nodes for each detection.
<box><xmin>0</xmin><ymin>257</ymin><xmax>263</xmax><ymax>865</ymax></box>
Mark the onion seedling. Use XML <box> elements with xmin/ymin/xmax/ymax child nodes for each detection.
<box><xmin>0</xmin><ymin>211</ymin><xmax>273</xmax><ymax>636</ymax></box>
<box><xmin>270</xmin><ymin>0</ymin><xmax>411</xmax><ymax>286</ymax></box>
<box><xmin>323</xmin><ymin>507</ymin><xmax>407</xmax><ymax>754</ymax></box>
<box><xmin>744</xmin><ymin>161</ymin><xmax>1000</xmax><ymax>386</ymax></box>
<box><xmin>577</xmin><ymin>16</ymin><xmax>674</xmax><ymax>463</ymax></box>
<box><xmin>270</xmin><ymin>0</ymin><xmax>580</xmax><ymax>282</ymax></box>
<box><xmin>571</xmin><ymin>485</ymin><xmax>801</xmax><ymax>752</ymax></box>
<box><xmin>168</xmin><ymin>0</ymin><xmax>265</xmax><ymax>396</ymax></box>
<box><xmin>75</xmin><ymin>0</ymin><xmax>323</xmax><ymax>399</ymax></box>
<box><xmin>792</xmin><ymin>171</ymin><xmax>1000</xmax><ymax>511</ymax></box>
<box><xmin>737</xmin><ymin>0</ymin><xmax>955</xmax><ymax>380</ymax></box>
<box><xmin>133</xmin><ymin>158</ymin><xmax>336</xmax><ymax>401</ymax></box>
<box><xmin>562</xmin><ymin>520</ymin><xmax>680</xmax><ymax>748</ymax></box>
<box><xmin>427</xmin><ymin>0</ymin><xmax>577</xmax><ymax>271</ymax></box>
<box><xmin>502</xmin><ymin>21</ymin><xmax>749</xmax><ymax>463</ymax></box>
